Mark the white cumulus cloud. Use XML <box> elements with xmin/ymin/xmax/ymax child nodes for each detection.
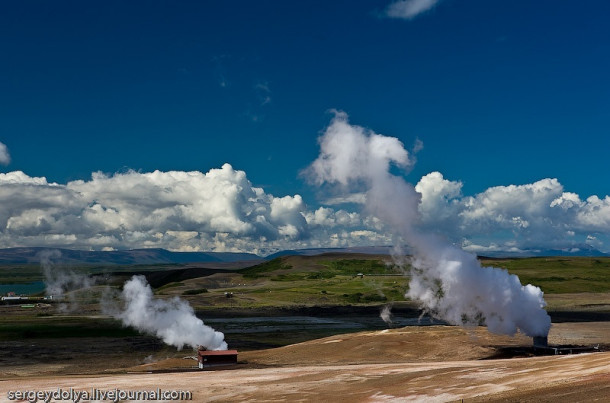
<box><xmin>0</xmin><ymin>162</ymin><xmax>392</xmax><ymax>254</ymax></box>
<box><xmin>0</xmin><ymin>159</ymin><xmax>609</xmax><ymax>255</ymax></box>
<box><xmin>0</xmin><ymin>164</ymin><xmax>319</xmax><ymax>254</ymax></box>
<box><xmin>414</xmin><ymin>173</ymin><xmax>610</xmax><ymax>253</ymax></box>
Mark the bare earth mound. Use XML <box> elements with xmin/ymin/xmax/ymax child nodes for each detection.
<box><xmin>240</xmin><ymin>326</ymin><xmax>532</xmax><ymax>366</ymax></box>
<box><xmin>3</xmin><ymin>353</ymin><xmax>609</xmax><ymax>402</ymax></box>
<box><xmin>3</xmin><ymin>322</ymin><xmax>609</xmax><ymax>401</ymax></box>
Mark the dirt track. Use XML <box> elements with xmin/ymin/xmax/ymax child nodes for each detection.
<box><xmin>1</xmin><ymin>323</ymin><xmax>609</xmax><ymax>402</ymax></box>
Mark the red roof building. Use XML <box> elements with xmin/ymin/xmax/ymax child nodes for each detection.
<box><xmin>197</xmin><ymin>350</ymin><xmax>238</xmax><ymax>369</ymax></box>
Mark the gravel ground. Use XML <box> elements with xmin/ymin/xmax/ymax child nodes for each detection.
<box><xmin>1</xmin><ymin>322</ymin><xmax>608</xmax><ymax>402</ymax></box>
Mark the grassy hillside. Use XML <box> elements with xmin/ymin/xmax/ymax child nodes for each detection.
<box><xmin>480</xmin><ymin>257</ymin><xmax>610</xmax><ymax>294</ymax></box>
<box><xmin>240</xmin><ymin>254</ymin><xmax>403</xmax><ymax>278</ymax></box>
<box><xmin>158</xmin><ymin>254</ymin><xmax>409</xmax><ymax>309</ymax></box>
<box><xmin>165</xmin><ymin>255</ymin><xmax>610</xmax><ymax>311</ymax></box>
<box><xmin>2</xmin><ymin>254</ymin><xmax>609</xmax><ymax>311</ymax></box>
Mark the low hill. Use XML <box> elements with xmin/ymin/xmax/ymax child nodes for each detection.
<box><xmin>265</xmin><ymin>246</ymin><xmax>395</xmax><ymax>259</ymax></box>
<box><xmin>238</xmin><ymin>253</ymin><xmax>400</xmax><ymax>278</ymax></box>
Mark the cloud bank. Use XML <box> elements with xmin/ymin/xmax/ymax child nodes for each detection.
<box><xmin>384</xmin><ymin>0</ymin><xmax>441</xmax><ymax>20</ymax></box>
<box><xmin>414</xmin><ymin>172</ymin><xmax>610</xmax><ymax>254</ymax></box>
<box><xmin>0</xmin><ymin>151</ymin><xmax>608</xmax><ymax>255</ymax></box>
<box><xmin>0</xmin><ymin>165</ymin><xmax>313</xmax><ymax>255</ymax></box>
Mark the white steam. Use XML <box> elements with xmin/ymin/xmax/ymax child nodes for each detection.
<box><xmin>380</xmin><ymin>305</ymin><xmax>393</xmax><ymax>327</ymax></box>
<box><xmin>309</xmin><ymin>112</ymin><xmax>551</xmax><ymax>337</ymax></box>
<box><xmin>111</xmin><ymin>275</ymin><xmax>227</xmax><ymax>351</ymax></box>
<box><xmin>40</xmin><ymin>250</ymin><xmax>226</xmax><ymax>350</ymax></box>
<box><xmin>39</xmin><ymin>249</ymin><xmax>96</xmax><ymax>311</ymax></box>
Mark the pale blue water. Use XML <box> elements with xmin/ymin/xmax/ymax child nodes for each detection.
<box><xmin>0</xmin><ymin>281</ymin><xmax>45</xmax><ymax>296</ymax></box>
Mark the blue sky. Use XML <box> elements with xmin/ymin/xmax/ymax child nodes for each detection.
<box><xmin>0</xmin><ymin>0</ymin><xmax>609</xmax><ymax>254</ymax></box>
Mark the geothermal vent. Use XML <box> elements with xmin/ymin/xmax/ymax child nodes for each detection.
<box><xmin>533</xmin><ymin>336</ymin><xmax>548</xmax><ymax>348</ymax></box>
<box><xmin>532</xmin><ymin>335</ymin><xmax>601</xmax><ymax>355</ymax></box>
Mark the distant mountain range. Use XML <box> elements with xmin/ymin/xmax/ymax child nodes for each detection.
<box><xmin>0</xmin><ymin>246</ymin><xmax>395</xmax><ymax>266</ymax></box>
<box><xmin>266</xmin><ymin>245</ymin><xmax>609</xmax><ymax>259</ymax></box>
<box><xmin>479</xmin><ymin>245</ymin><xmax>609</xmax><ymax>258</ymax></box>
<box><xmin>0</xmin><ymin>247</ymin><xmax>263</xmax><ymax>266</ymax></box>
<box><xmin>264</xmin><ymin>246</ymin><xmax>395</xmax><ymax>259</ymax></box>
<box><xmin>0</xmin><ymin>245</ymin><xmax>606</xmax><ymax>266</ymax></box>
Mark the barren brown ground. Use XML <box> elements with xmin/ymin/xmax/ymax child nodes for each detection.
<box><xmin>1</xmin><ymin>322</ymin><xmax>609</xmax><ymax>402</ymax></box>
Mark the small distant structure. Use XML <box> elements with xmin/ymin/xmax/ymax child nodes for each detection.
<box><xmin>1</xmin><ymin>294</ymin><xmax>56</xmax><ymax>305</ymax></box>
<box><xmin>197</xmin><ymin>348</ymin><xmax>238</xmax><ymax>369</ymax></box>
<box><xmin>1</xmin><ymin>296</ymin><xmax>28</xmax><ymax>301</ymax></box>
<box><xmin>532</xmin><ymin>335</ymin><xmax>600</xmax><ymax>355</ymax></box>
<box><xmin>356</xmin><ymin>273</ymin><xmax>364</xmax><ymax>278</ymax></box>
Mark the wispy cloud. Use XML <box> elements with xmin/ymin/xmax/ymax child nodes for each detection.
<box><xmin>255</xmin><ymin>81</ymin><xmax>271</xmax><ymax>106</ymax></box>
<box><xmin>0</xmin><ymin>142</ymin><xmax>10</xmax><ymax>165</ymax></box>
<box><xmin>212</xmin><ymin>55</ymin><xmax>230</xmax><ymax>88</ymax></box>
<box><xmin>246</xmin><ymin>81</ymin><xmax>272</xmax><ymax>122</ymax></box>
<box><xmin>323</xmin><ymin>193</ymin><xmax>367</xmax><ymax>206</ymax></box>
<box><xmin>383</xmin><ymin>0</ymin><xmax>441</xmax><ymax>20</ymax></box>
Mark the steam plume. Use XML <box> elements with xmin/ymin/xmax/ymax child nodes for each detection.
<box><xmin>39</xmin><ymin>250</ymin><xmax>226</xmax><ymax>350</ymax></box>
<box><xmin>309</xmin><ymin>112</ymin><xmax>551</xmax><ymax>337</ymax></box>
<box><xmin>40</xmin><ymin>250</ymin><xmax>96</xmax><ymax>311</ymax></box>
<box><xmin>110</xmin><ymin>275</ymin><xmax>227</xmax><ymax>351</ymax></box>
<box><xmin>380</xmin><ymin>305</ymin><xmax>393</xmax><ymax>327</ymax></box>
